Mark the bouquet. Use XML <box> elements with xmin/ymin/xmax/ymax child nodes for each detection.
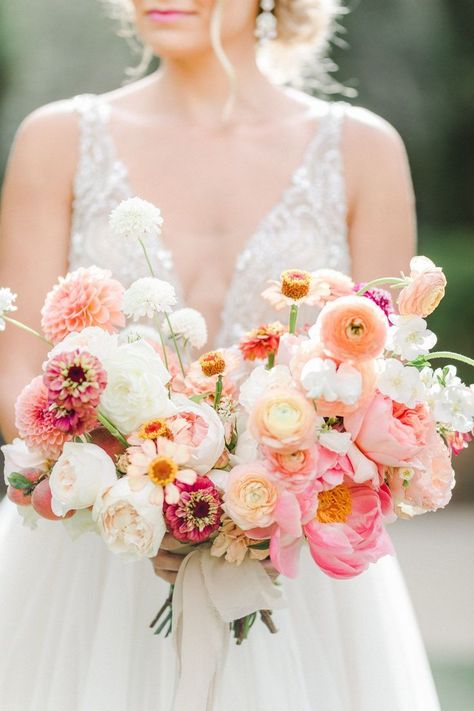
<box><xmin>2</xmin><ymin>198</ymin><xmax>474</xmax><ymax>699</ymax></box>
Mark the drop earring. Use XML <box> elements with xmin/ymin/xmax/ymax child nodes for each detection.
<box><xmin>255</xmin><ymin>0</ymin><xmax>277</xmax><ymax>46</ymax></box>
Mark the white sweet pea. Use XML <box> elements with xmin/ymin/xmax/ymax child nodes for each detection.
<box><xmin>432</xmin><ymin>385</ymin><xmax>474</xmax><ymax>433</ymax></box>
<box><xmin>0</xmin><ymin>287</ymin><xmax>17</xmax><ymax>330</ymax></box>
<box><xmin>239</xmin><ymin>364</ymin><xmax>293</xmax><ymax>412</ymax></box>
<box><xmin>1</xmin><ymin>438</ymin><xmax>48</xmax><ymax>486</ymax></box>
<box><xmin>377</xmin><ymin>358</ymin><xmax>426</xmax><ymax>407</ymax></box>
<box><xmin>387</xmin><ymin>315</ymin><xmax>437</xmax><ymax>360</ymax></box>
<box><xmin>50</xmin><ymin>442</ymin><xmax>118</xmax><ymax>516</ymax></box>
<box><xmin>109</xmin><ymin>197</ymin><xmax>163</xmax><ymax>242</ymax></box>
<box><xmin>318</xmin><ymin>429</ymin><xmax>352</xmax><ymax>454</ymax></box>
<box><xmin>93</xmin><ymin>477</ymin><xmax>166</xmax><ymax>560</ymax></box>
<box><xmin>100</xmin><ymin>339</ymin><xmax>175</xmax><ymax>434</ymax></box>
<box><xmin>46</xmin><ymin>327</ymin><xmax>119</xmax><ymax>364</ymax></box>
<box><xmin>172</xmin><ymin>395</ymin><xmax>226</xmax><ymax>474</ymax></box>
<box><xmin>123</xmin><ymin>277</ymin><xmax>177</xmax><ymax>320</ymax></box>
<box><xmin>301</xmin><ymin>358</ymin><xmax>362</xmax><ymax>405</ymax></box>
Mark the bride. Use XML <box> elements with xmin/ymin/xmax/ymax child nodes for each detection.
<box><xmin>0</xmin><ymin>1</ymin><xmax>441</xmax><ymax>709</ymax></box>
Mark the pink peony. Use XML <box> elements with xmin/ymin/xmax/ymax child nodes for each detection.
<box><xmin>344</xmin><ymin>393</ymin><xmax>431</xmax><ymax>467</ymax></box>
<box><xmin>304</xmin><ymin>481</ymin><xmax>394</xmax><ymax>579</ymax></box>
<box><xmin>41</xmin><ymin>266</ymin><xmax>125</xmax><ymax>344</ymax></box>
<box><xmin>164</xmin><ymin>476</ymin><xmax>223</xmax><ymax>543</ymax></box>
<box><xmin>43</xmin><ymin>349</ymin><xmax>107</xmax><ymax>410</ymax></box>
<box><xmin>397</xmin><ymin>256</ymin><xmax>447</xmax><ymax>317</ymax></box>
<box><xmin>15</xmin><ymin>376</ymin><xmax>73</xmax><ymax>458</ymax></box>
<box><xmin>385</xmin><ymin>427</ymin><xmax>455</xmax><ymax>517</ymax></box>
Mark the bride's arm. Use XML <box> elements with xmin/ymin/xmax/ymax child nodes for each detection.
<box><xmin>0</xmin><ymin>104</ymin><xmax>77</xmax><ymax>441</ymax></box>
<box><xmin>343</xmin><ymin>107</ymin><xmax>417</xmax><ymax>280</ymax></box>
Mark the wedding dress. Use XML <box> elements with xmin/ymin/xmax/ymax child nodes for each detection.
<box><xmin>0</xmin><ymin>94</ymin><xmax>441</xmax><ymax>711</ymax></box>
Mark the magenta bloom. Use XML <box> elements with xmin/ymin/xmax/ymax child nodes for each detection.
<box><xmin>43</xmin><ymin>349</ymin><xmax>107</xmax><ymax>411</ymax></box>
<box><xmin>164</xmin><ymin>476</ymin><xmax>223</xmax><ymax>543</ymax></box>
<box><xmin>354</xmin><ymin>283</ymin><xmax>394</xmax><ymax>320</ymax></box>
<box><xmin>303</xmin><ymin>481</ymin><xmax>395</xmax><ymax>579</ymax></box>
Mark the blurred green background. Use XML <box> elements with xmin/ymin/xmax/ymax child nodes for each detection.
<box><xmin>0</xmin><ymin>2</ymin><xmax>473</xmax><ymax>708</ymax></box>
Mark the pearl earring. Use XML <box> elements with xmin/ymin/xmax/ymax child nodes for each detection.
<box><xmin>255</xmin><ymin>0</ymin><xmax>277</xmax><ymax>46</ymax></box>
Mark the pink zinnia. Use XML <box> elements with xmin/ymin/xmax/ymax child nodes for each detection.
<box><xmin>43</xmin><ymin>349</ymin><xmax>107</xmax><ymax>410</ymax></box>
<box><xmin>15</xmin><ymin>376</ymin><xmax>72</xmax><ymax>458</ymax></box>
<box><xmin>41</xmin><ymin>266</ymin><xmax>125</xmax><ymax>344</ymax></box>
<box><xmin>164</xmin><ymin>476</ymin><xmax>223</xmax><ymax>543</ymax></box>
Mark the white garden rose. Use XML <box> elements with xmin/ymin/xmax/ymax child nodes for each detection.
<box><xmin>1</xmin><ymin>438</ymin><xmax>48</xmax><ymax>485</ymax></box>
<box><xmin>46</xmin><ymin>327</ymin><xmax>119</xmax><ymax>364</ymax></box>
<box><xmin>100</xmin><ymin>339</ymin><xmax>176</xmax><ymax>434</ymax></box>
<box><xmin>50</xmin><ymin>442</ymin><xmax>117</xmax><ymax>516</ymax></box>
<box><xmin>92</xmin><ymin>477</ymin><xmax>166</xmax><ymax>560</ymax></box>
<box><xmin>172</xmin><ymin>395</ymin><xmax>225</xmax><ymax>474</ymax></box>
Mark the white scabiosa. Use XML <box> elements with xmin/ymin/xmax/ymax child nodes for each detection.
<box><xmin>0</xmin><ymin>287</ymin><xmax>18</xmax><ymax>330</ymax></box>
<box><xmin>162</xmin><ymin>307</ymin><xmax>207</xmax><ymax>349</ymax></box>
<box><xmin>109</xmin><ymin>197</ymin><xmax>164</xmax><ymax>242</ymax></box>
<box><xmin>123</xmin><ymin>277</ymin><xmax>177</xmax><ymax>321</ymax></box>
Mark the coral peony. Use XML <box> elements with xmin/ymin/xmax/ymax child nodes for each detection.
<box><xmin>164</xmin><ymin>476</ymin><xmax>223</xmax><ymax>543</ymax></box>
<box><xmin>397</xmin><ymin>256</ymin><xmax>447</xmax><ymax>317</ymax></box>
<box><xmin>249</xmin><ymin>388</ymin><xmax>316</xmax><ymax>453</ymax></box>
<box><xmin>317</xmin><ymin>295</ymin><xmax>388</xmax><ymax>363</ymax></box>
<box><xmin>41</xmin><ymin>266</ymin><xmax>125</xmax><ymax>344</ymax></box>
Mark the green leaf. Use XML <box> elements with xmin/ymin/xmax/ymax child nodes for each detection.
<box><xmin>8</xmin><ymin>473</ymin><xmax>34</xmax><ymax>490</ymax></box>
<box><xmin>249</xmin><ymin>541</ymin><xmax>270</xmax><ymax>551</ymax></box>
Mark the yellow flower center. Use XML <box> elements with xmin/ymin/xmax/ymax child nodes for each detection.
<box><xmin>345</xmin><ymin>317</ymin><xmax>365</xmax><ymax>340</ymax></box>
<box><xmin>281</xmin><ymin>270</ymin><xmax>311</xmax><ymax>300</ymax></box>
<box><xmin>316</xmin><ymin>485</ymin><xmax>352</xmax><ymax>524</ymax></box>
<box><xmin>199</xmin><ymin>351</ymin><xmax>226</xmax><ymax>377</ymax></box>
<box><xmin>138</xmin><ymin>419</ymin><xmax>173</xmax><ymax>441</ymax></box>
<box><xmin>147</xmin><ymin>456</ymin><xmax>178</xmax><ymax>487</ymax></box>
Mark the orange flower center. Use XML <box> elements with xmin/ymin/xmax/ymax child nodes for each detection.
<box><xmin>345</xmin><ymin>317</ymin><xmax>365</xmax><ymax>340</ymax></box>
<box><xmin>138</xmin><ymin>419</ymin><xmax>173</xmax><ymax>441</ymax></box>
<box><xmin>147</xmin><ymin>457</ymin><xmax>178</xmax><ymax>487</ymax></box>
<box><xmin>199</xmin><ymin>351</ymin><xmax>226</xmax><ymax>377</ymax></box>
<box><xmin>316</xmin><ymin>485</ymin><xmax>352</xmax><ymax>524</ymax></box>
<box><xmin>281</xmin><ymin>270</ymin><xmax>311</xmax><ymax>300</ymax></box>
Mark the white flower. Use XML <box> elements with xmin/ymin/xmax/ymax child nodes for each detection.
<box><xmin>387</xmin><ymin>315</ymin><xmax>437</xmax><ymax>360</ymax></box>
<box><xmin>17</xmin><ymin>505</ymin><xmax>40</xmax><ymax>530</ymax></box>
<box><xmin>0</xmin><ymin>287</ymin><xmax>17</xmax><ymax>330</ymax></box>
<box><xmin>1</xmin><ymin>438</ymin><xmax>48</xmax><ymax>486</ymax></box>
<box><xmin>46</xmin><ymin>327</ymin><xmax>119</xmax><ymax>364</ymax></box>
<box><xmin>239</xmin><ymin>364</ymin><xmax>293</xmax><ymax>412</ymax></box>
<box><xmin>347</xmin><ymin>443</ymin><xmax>380</xmax><ymax>487</ymax></box>
<box><xmin>301</xmin><ymin>358</ymin><xmax>362</xmax><ymax>405</ymax></box>
<box><xmin>172</xmin><ymin>395</ymin><xmax>225</xmax><ymax>474</ymax></box>
<box><xmin>432</xmin><ymin>385</ymin><xmax>474</xmax><ymax>433</ymax></box>
<box><xmin>93</xmin><ymin>476</ymin><xmax>166</xmax><ymax>560</ymax></box>
<box><xmin>108</xmin><ymin>197</ymin><xmax>163</xmax><ymax>242</ymax></box>
<box><xmin>123</xmin><ymin>277</ymin><xmax>177</xmax><ymax>320</ymax></box>
<box><xmin>62</xmin><ymin>508</ymin><xmax>98</xmax><ymax>540</ymax></box>
<box><xmin>50</xmin><ymin>442</ymin><xmax>118</xmax><ymax>516</ymax></box>
<box><xmin>318</xmin><ymin>429</ymin><xmax>352</xmax><ymax>454</ymax></box>
<box><xmin>377</xmin><ymin>358</ymin><xmax>426</xmax><ymax>407</ymax></box>
<box><xmin>118</xmin><ymin>324</ymin><xmax>161</xmax><ymax>345</ymax></box>
<box><xmin>163</xmin><ymin>308</ymin><xmax>208</xmax><ymax>349</ymax></box>
<box><xmin>100</xmin><ymin>339</ymin><xmax>175</xmax><ymax>434</ymax></box>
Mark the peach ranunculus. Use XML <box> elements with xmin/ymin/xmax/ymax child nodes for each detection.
<box><xmin>41</xmin><ymin>266</ymin><xmax>125</xmax><ymax>344</ymax></box>
<box><xmin>311</xmin><ymin>269</ymin><xmax>355</xmax><ymax>304</ymax></box>
<box><xmin>316</xmin><ymin>295</ymin><xmax>388</xmax><ymax>363</ymax></box>
<box><xmin>263</xmin><ymin>445</ymin><xmax>319</xmax><ymax>493</ymax></box>
<box><xmin>384</xmin><ymin>427</ymin><xmax>455</xmax><ymax>517</ymax></box>
<box><xmin>249</xmin><ymin>388</ymin><xmax>317</xmax><ymax>453</ymax></box>
<box><xmin>344</xmin><ymin>393</ymin><xmax>432</xmax><ymax>467</ymax></box>
<box><xmin>397</xmin><ymin>256</ymin><xmax>447</xmax><ymax>317</ymax></box>
<box><xmin>223</xmin><ymin>462</ymin><xmax>279</xmax><ymax>530</ymax></box>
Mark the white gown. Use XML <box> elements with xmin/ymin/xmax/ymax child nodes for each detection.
<box><xmin>0</xmin><ymin>94</ymin><xmax>441</xmax><ymax>711</ymax></box>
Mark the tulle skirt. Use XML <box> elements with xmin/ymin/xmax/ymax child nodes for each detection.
<box><xmin>0</xmin><ymin>497</ymin><xmax>440</xmax><ymax>711</ymax></box>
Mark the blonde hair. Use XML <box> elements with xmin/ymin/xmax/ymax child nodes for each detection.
<box><xmin>102</xmin><ymin>0</ymin><xmax>348</xmax><ymax>93</ymax></box>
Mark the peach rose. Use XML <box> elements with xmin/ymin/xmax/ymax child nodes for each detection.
<box><xmin>397</xmin><ymin>256</ymin><xmax>447</xmax><ymax>317</ymax></box>
<box><xmin>344</xmin><ymin>393</ymin><xmax>431</xmax><ymax>467</ymax></box>
<box><xmin>249</xmin><ymin>388</ymin><xmax>316</xmax><ymax>453</ymax></box>
<box><xmin>224</xmin><ymin>463</ymin><xmax>278</xmax><ymax>530</ymax></box>
<box><xmin>317</xmin><ymin>295</ymin><xmax>388</xmax><ymax>362</ymax></box>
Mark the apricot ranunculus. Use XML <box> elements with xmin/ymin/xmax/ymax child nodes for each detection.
<box><xmin>397</xmin><ymin>256</ymin><xmax>447</xmax><ymax>317</ymax></box>
<box><xmin>249</xmin><ymin>388</ymin><xmax>317</xmax><ymax>453</ymax></box>
<box><xmin>316</xmin><ymin>295</ymin><xmax>388</xmax><ymax>363</ymax></box>
<box><xmin>223</xmin><ymin>463</ymin><xmax>279</xmax><ymax>530</ymax></box>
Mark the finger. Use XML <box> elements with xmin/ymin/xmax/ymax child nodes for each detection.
<box><xmin>160</xmin><ymin>534</ymin><xmax>186</xmax><ymax>552</ymax></box>
<box><xmin>156</xmin><ymin>570</ymin><xmax>177</xmax><ymax>584</ymax></box>
<box><xmin>152</xmin><ymin>551</ymin><xmax>182</xmax><ymax>573</ymax></box>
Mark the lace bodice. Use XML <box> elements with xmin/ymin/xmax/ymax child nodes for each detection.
<box><xmin>69</xmin><ymin>94</ymin><xmax>351</xmax><ymax>346</ymax></box>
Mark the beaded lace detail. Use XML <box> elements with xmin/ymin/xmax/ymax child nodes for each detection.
<box><xmin>69</xmin><ymin>94</ymin><xmax>350</xmax><ymax>346</ymax></box>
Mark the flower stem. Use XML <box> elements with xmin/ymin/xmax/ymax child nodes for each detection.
<box><xmin>97</xmin><ymin>411</ymin><xmax>129</xmax><ymax>447</ymax></box>
<box><xmin>266</xmin><ymin>352</ymin><xmax>275</xmax><ymax>370</ymax></box>
<box><xmin>289</xmin><ymin>304</ymin><xmax>298</xmax><ymax>334</ymax></box>
<box><xmin>3</xmin><ymin>316</ymin><xmax>51</xmax><ymax>345</ymax></box>
<box><xmin>356</xmin><ymin>277</ymin><xmax>405</xmax><ymax>296</ymax></box>
<box><xmin>214</xmin><ymin>374</ymin><xmax>223</xmax><ymax>410</ymax></box>
<box><xmin>138</xmin><ymin>238</ymin><xmax>156</xmax><ymax>278</ymax></box>
<box><xmin>424</xmin><ymin>351</ymin><xmax>474</xmax><ymax>368</ymax></box>
<box><xmin>154</xmin><ymin>316</ymin><xmax>170</xmax><ymax>372</ymax></box>
<box><xmin>164</xmin><ymin>313</ymin><xmax>186</xmax><ymax>378</ymax></box>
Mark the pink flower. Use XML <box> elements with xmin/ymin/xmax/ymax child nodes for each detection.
<box><xmin>317</xmin><ymin>295</ymin><xmax>388</xmax><ymax>363</ymax></box>
<box><xmin>173</xmin><ymin>348</ymin><xmax>241</xmax><ymax>400</ymax></box>
<box><xmin>43</xmin><ymin>349</ymin><xmax>107</xmax><ymax>411</ymax></box>
<box><xmin>354</xmin><ymin>283</ymin><xmax>394</xmax><ymax>320</ymax></box>
<box><xmin>239</xmin><ymin>322</ymin><xmax>284</xmax><ymax>361</ymax></box>
<box><xmin>41</xmin><ymin>266</ymin><xmax>125</xmax><ymax>344</ymax></box>
<box><xmin>444</xmin><ymin>429</ymin><xmax>472</xmax><ymax>456</ymax></box>
<box><xmin>397</xmin><ymin>256</ymin><xmax>447</xmax><ymax>317</ymax></box>
<box><xmin>126</xmin><ymin>436</ymin><xmax>197</xmax><ymax>506</ymax></box>
<box><xmin>224</xmin><ymin>462</ymin><xmax>279</xmax><ymax>530</ymax></box>
<box><xmin>249</xmin><ymin>388</ymin><xmax>317</xmax><ymax>453</ymax></box>
<box><xmin>385</xmin><ymin>428</ymin><xmax>455</xmax><ymax>517</ymax></box>
<box><xmin>15</xmin><ymin>376</ymin><xmax>72</xmax><ymax>458</ymax></box>
<box><xmin>312</xmin><ymin>269</ymin><xmax>355</xmax><ymax>303</ymax></box>
<box><xmin>263</xmin><ymin>445</ymin><xmax>319</xmax><ymax>492</ymax></box>
<box><xmin>345</xmin><ymin>393</ymin><xmax>431</xmax><ymax>467</ymax></box>
<box><xmin>262</xmin><ymin>269</ymin><xmax>330</xmax><ymax>310</ymax></box>
<box><xmin>304</xmin><ymin>481</ymin><xmax>394</xmax><ymax>579</ymax></box>
<box><xmin>164</xmin><ymin>476</ymin><xmax>223</xmax><ymax>543</ymax></box>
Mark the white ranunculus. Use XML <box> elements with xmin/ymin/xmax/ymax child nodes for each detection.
<box><xmin>100</xmin><ymin>339</ymin><xmax>176</xmax><ymax>434</ymax></box>
<box><xmin>1</xmin><ymin>438</ymin><xmax>48</xmax><ymax>485</ymax></box>
<box><xmin>46</xmin><ymin>327</ymin><xmax>119</xmax><ymax>364</ymax></box>
<box><xmin>0</xmin><ymin>287</ymin><xmax>17</xmax><ymax>330</ymax></box>
<box><xmin>108</xmin><ymin>197</ymin><xmax>164</xmax><ymax>242</ymax></box>
<box><xmin>387</xmin><ymin>315</ymin><xmax>437</xmax><ymax>360</ymax></box>
<box><xmin>50</xmin><ymin>442</ymin><xmax>118</xmax><ymax>516</ymax></box>
<box><xmin>123</xmin><ymin>277</ymin><xmax>177</xmax><ymax>320</ymax></box>
<box><xmin>301</xmin><ymin>358</ymin><xmax>362</xmax><ymax>405</ymax></box>
<box><xmin>239</xmin><ymin>364</ymin><xmax>293</xmax><ymax>412</ymax></box>
<box><xmin>377</xmin><ymin>358</ymin><xmax>426</xmax><ymax>408</ymax></box>
<box><xmin>172</xmin><ymin>395</ymin><xmax>225</xmax><ymax>474</ymax></box>
<box><xmin>62</xmin><ymin>508</ymin><xmax>98</xmax><ymax>540</ymax></box>
<box><xmin>93</xmin><ymin>477</ymin><xmax>166</xmax><ymax>560</ymax></box>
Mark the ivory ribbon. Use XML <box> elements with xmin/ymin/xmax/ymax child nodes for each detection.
<box><xmin>171</xmin><ymin>548</ymin><xmax>286</xmax><ymax>711</ymax></box>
